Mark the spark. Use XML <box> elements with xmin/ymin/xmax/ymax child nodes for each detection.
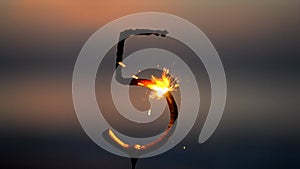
<box><xmin>183</xmin><ymin>146</ymin><xmax>186</xmax><ymax>150</ymax></box>
<box><xmin>147</xmin><ymin>109</ymin><xmax>151</xmax><ymax>116</ymax></box>
<box><xmin>118</xmin><ymin>61</ymin><xmax>126</xmax><ymax>68</ymax></box>
<box><xmin>132</xmin><ymin>75</ymin><xmax>139</xmax><ymax>79</ymax></box>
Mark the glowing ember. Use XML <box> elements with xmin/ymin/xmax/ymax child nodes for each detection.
<box><xmin>131</xmin><ymin>75</ymin><xmax>139</xmax><ymax>79</ymax></box>
<box><xmin>108</xmin><ymin>129</ymin><xmax>130</xmax><ymax>149</ymax></box>
<box><xmin>133</xmin><ymin>144</ymin><xmax>144</xmax><ymax>150</ymax></box>
<box><xmin>118</xmin><ymin>61</ymin><xmax>127</xmax><ymax>68</ymax></box>
<box><xmin>138</xmin><ymin>68</ymin><xmax>179</xmax><ymax>99</ymax></box>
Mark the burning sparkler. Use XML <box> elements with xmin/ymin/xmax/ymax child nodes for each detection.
<box><xmin>105</xmin><ymin>29</ymin><xmax>179</xmax><ymax>169</ymax></box>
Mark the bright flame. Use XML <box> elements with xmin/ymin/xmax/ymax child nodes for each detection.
<box><xmin>139</xmin><ymin>68</ymin><xmax>179</xmax><ymax>99</ymax></box>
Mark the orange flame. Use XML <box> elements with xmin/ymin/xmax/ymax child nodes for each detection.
<box><xmin>138</xmin><ymin>68</ymin><xmax>179</xmax><ymax>99</ymax></box>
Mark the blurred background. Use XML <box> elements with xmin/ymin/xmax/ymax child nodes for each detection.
<box><xmin>1</xmin><ymin>0</ymin><xmax>299</xmax><ymax>168</ymax></box>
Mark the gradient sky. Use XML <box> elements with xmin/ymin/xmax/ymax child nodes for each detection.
<box><xmin>1</xmin><ymin>1</ymin><xmax>299</xmax><ymax>168</ymax></box>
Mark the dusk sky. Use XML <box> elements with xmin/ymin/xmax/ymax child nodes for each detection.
<box><xmin>1</xmin><ymin>1</ymin><xmax>299</xmax><ymax>168</ymax></box>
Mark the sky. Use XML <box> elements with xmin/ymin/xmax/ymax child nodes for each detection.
<box><xmin>1</xmin><ymin>0</ymin><xmax>300</xmax><ymax>168</ymax></box>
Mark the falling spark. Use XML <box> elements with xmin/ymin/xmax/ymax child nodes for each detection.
<box><xmin>137</xmin><ymin>82</ymin><xmax>144</xmax><ymax>86</ymax></box>
<box><xmin>118</xmin><ymin>61</ymin><xmax>126</xmax><ymax>68</ymax></box>
<box><xmin>132</xmin><ymin>75</ymin><xmax>139</xmax><ymax>79</ymax></box>
<box><xmin>183</xmin><ymin>146</ymin><xmax>186</xmax><ymax>150</ymax></box>
<box><xmin>163</xmin><ymin>67</ymin><xmax>169</xmax><ymax>74</ymax></box>
<box><xmin>147</xmin><ymin>109</ymin><xmax>151</xmax><ymax>116</ymax></box>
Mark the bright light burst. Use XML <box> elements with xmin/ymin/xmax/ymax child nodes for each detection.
<box><xmin>138</xmin><ymin>68</ymin><xmax>179</xmax><ymax>99</ymax></box>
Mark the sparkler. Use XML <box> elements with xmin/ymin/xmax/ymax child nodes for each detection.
<box><xmin>105</xmin><ymin>29</ymin><xmax>179</xmax><ymax>169</ymax></box>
